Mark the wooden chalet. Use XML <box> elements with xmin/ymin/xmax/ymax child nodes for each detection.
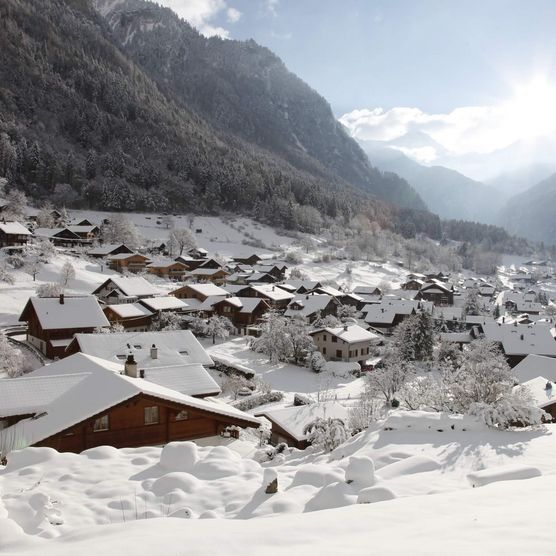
<box><xmin>171</xmin><ymin>283</ymin><xmax>229</xmax><ymax>302</ymax></box>
<box><xmin>416</xmin><ymin>281</ymin><xmax>454</xmax><ymax>306</ymax></box>
<box><xmin>233</xmin><ymin>254</ymin><xmax>262</xmax><ymax>266</ymax></box>
<box><xmin>147</xmin><ymin>259</ymin><xmax>189</xmax><ymax>281</ymax></box>
<box><xmin>34</xmin><ymin>227</ymin><xmax>85</xmax><ymax>246</ymax></box>
<box><xmin>66</xmin><ymin>225</ymin><xmax>100</xmax><ymax>241</ymax></box>
<box><xmin>92</xmin><ymin>276</ymin><xmax>162</xmax><ymax>304</ymax></box>
<box><xmin>189</xmin><ymin>267</ymin><xmax>229</xmax><ymax>285</ymax></box>
<box><xmin>18</xmin><ymin>294</ymin><xmax>110</xmax><ymax>358</ymax></box>
<box><xmin>211</xmin><ymin>297</ymin><xmax>270</xmax><ymax>332</ymax></box>
<box><xmin>103</xmin><ymin>303</ymin><xmax>153</xmax><ymax>331</ymax></box>
<box><xmin>108</xmin><ymin>253</ymin><xmax>151</xmax><ymax>273</ymax></box>
<box><xmin>0</xmin><ymin>221</ymin><xmax>32</xmax><ymax>248</ymax></box>
<box><xmin>0</xmin><ymin>354</ymin><xmax>259</xmax><ymax>455</ymax></box>
<box><xmin>241</xmin><ymin>284</ymin><xmax>295</xmax><ymax>309</ymax></box>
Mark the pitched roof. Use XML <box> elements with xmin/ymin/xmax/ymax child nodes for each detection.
<box><xmin>311</xmin><ymin>324</ymin><xmax>378</xmax><ymax>343</ymax></box>
<box><xmin>87</xmin><ymin>244</ymin><xmax>131</xmax><ymax>256</ymax></box>
<box><xmin>93</xmin><ymin>276</ymin><xmax>162</xmax><ymax>297</ymax></box>
<box><xmin>511</xmin><ymin>354</ymin><xmax>556</xmax><ymax>384</ymax></box>
<box><xmin>19</xmin><ymin>296</ymin><xmax>109</xmax><ymax>330</ymax></box>
<box><xmin>0</xmin><ymin>221</ymin><xmax>31</xmax><ymax>235</ymax></box>
<box><xmin>258</xmin><ymin>402</ymin><xmax>348</xmax><ymax>441</ymax></box>
<box><xmin>519</xmin><ymin>376</ymin><xmax>556</xmax><ymax>409</ymax></box>
<box><xmin>483</xmin><ymin>322</ymin><xmax>556</xmax><ymax>357</ymax></box>
<box><xmin>174</xmin><ymin>283</ymin><xmax>229</xmax><ymax>297</ymax></box>
<box><xmin>139</xmin><ymin>297</ymin><xmax>189</xmax><ymax>312</ymax></box>
<box><xmin>105</xmin><ymin>303</ymin><xmax>153</xmax><ymax>319</ymax></box>
<box><xmin>29</xmin><ymin>352</ymin><xmax>219</xmax><ymax>399</ymax></box>
<box><xmin>249</xmin><ymin>284</ymin><xmax>295</xmax><ymax>302</ymax></box>
<box><xmin>284</xmin><ymin>294</ymin><xmax>336</xmax><ymax>318</ymax></box>
<box><xmin>1</xmin><ymin>367</ymin><xmax>258</xmax><ymax>448</ymax></box>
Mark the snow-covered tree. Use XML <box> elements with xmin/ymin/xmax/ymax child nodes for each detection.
<box><xmin>338</xmin><ymin>304</ymin><xmax>359</xmax><ymax>322</ymax></box>
<box><xmin>250</xmin><ymin>311</ymin><xmax>292</xmax><ymax>363</ymax></box>
<box><xmin>24</xmin><ymin>257</ymin><xmax>42</xmax><ymax>281</ymax></box>
<box><xmin>36</xmin><ymin>202</ymin><xmax>56</xmax><ymax>228</ymax></box>
<box><xmin>0</xmin><ymin>335</ymin><xmax>24</xmax><ymax>378</ymax></box>
<box><xmin>288</xmin><ymin>316</ymin><xmax>315</xmax><ymax>364</ymax></box>
<box><xmin>189</xmin><ymin>316</ymin><xmax>208</xmax><ymax>336</ymax></box>
<box><xmin>3</xmin><ymin>189</ymin><xmax>26</xmax><ymax>220</ymax></box>
<box><xmin>59</xmin><ymin>261</ymin><xmax>75</xmax><ymax>287</ymax></box>
<box><xmin>349</xmin><ymin>386</ymin><xmax>382</xmax><ymax>432</ymax></box>
<box><xmin>36</xmin><ymin>282</ymin><xmax>64</xmax><ymax>297</ymax></box>
<box><xmin>303</xmin><ymin>417</ymin><xmax>348</xmax><ymax>452</ymax></box>
<box><xmin>391</xmin><ymin>312</ymin><xmax>433</xmax><ymax>362</ymax></box>
<box><xmin>463</xmin><ymin>288</ymin><xmax>481</xmax><ymax>316</ymax></box>
<box><xmin>366</xmin><ymin>356</ymin><xmax>415</xmax><ymax>404</ymax></box>
<box><xmin>313</xmin><ymin>313</ymin><xmax>341</xmax><ymax>328</ymax></box>
<box><xmin>205</xmin><ymin>315</ymin><xmax>232</xmax><ymax>344</ymax></box>
<box><xmin>101</xmin><ymin>216</ymin><xmax>142</xmax><ymax>249</ymax></box>
<box><xmin>154</xmin><ymin>311</ymin><xmax>183</xmax><ymax>331</ymax></box>
<box><xmin>169</xmin><ymin>228</ymin><xmax>196</xmax><ymax>256</ymax></box>
<box><xmin>435</xmin><ymin>338</ymin><xmax>462</xmax><ymax>371</ymax></box>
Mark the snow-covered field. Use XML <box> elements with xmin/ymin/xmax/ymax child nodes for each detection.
<box><xmin>2</xmin><ymin>413</ymin><xmax>556</xmax><ymax>554</ymax></box>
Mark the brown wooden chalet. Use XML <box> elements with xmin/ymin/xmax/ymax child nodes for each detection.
<box><xmin>34</xmin><ymin>227</ymin><xmax>84</xmax><ymax>246</ymax></box>
<box><xmin>211</xmin><ymin>297</ymin><xmax>270</xmax><ymax>331</ymax></box>
<box><xmin>0</xmin><ymin>221</ymin><xmax>32</xmax><ymax>247</ymax></box>
<box><xmin>416</xmin><ymin>281</ymin><xmax>454</xmax><ymax>306</ymax></box>
<box><xmin>18</xmin><ymin>294</ymin><xmax>110</xmax><ymax>358</ymax></box>
<box><xmin>171</xmin><ymin>283</ymin><xmax>229</xmax><ymax>302</ymax></box>
<box><xmin>0</xmin><ymin>355</ymin><xmax>259</xmax><ymax>455</ymax></box>
<box><xmin>147</xmin><ymin>259</ymin><xmax>189</xmax><ymax>280</ymax></box>
<box><xmin>108</xmin><ymin>253</ymin><xmax>151</xmax><ymax>273</ymax></box>
<box><xmin>87</xmin><ymin>243</ymin><xmax>134</xmax><ymax>258</ymax></box>
<box><xmin>103</xmin><ymin>303</ymin><xmax>153</xmax><ymax>331</ymax></box>
<box><xmin>233</xmin><ymin>254</ymin><xmax>262</xmax><ymax>266</ymax></box>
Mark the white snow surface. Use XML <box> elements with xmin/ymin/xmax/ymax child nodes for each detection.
<box><xmin>2</xmin><ymin>413</ymin><xmax>556</xmax><ymax>554</ymax></box>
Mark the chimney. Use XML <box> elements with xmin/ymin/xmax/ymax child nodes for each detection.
<box><xmin>150</xmin><ymin>344</ymin><xmax>158</xmax><ymax>359</ymax></box>
<box><xmin>59</xmin><ymin>293</ymin><xmax>65</xmax><ymax>305</ymax></box>
<box><xmin>344</xmin><ymin>324</ymin><xmax>348</xmax><ymax>331</ymax></box>
<box><xmin>546</xmin><ymin>381</ymin><xmax>552</xmax><ymax>391</ymax></box>
<box><xmin>140</xmin><ymin>369</ymin><xmax>145</xmax><ymax>379</ymax></box>
<box><xmin>124</xmin><ymin>354</ymin><xmax>138</xmax><ymax>378</ymax></box>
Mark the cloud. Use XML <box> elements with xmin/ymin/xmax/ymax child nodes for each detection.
<box><xmin>265</xmin><ymin>0</ymin><xmax>279</xmax><ymax>16</ymax></box>
<box><xmin>157</xmin><ymin>0</ymin><xmax>241</xmax><ymax>38</ymax></box>
<box><xmin>340</xmin><ymin>101</ymin><xmax>556</xmax><ymax>164</ymax></box>
<box><xmin>226</xmin><ymin>7</ymin><xmax>241</xmax><ymax>22</ymax></box>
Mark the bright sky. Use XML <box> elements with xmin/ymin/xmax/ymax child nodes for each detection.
<box><xmin>158</xmin><ymin>0</ymin><xmax>556</xmax><ymax>173</ymax></box>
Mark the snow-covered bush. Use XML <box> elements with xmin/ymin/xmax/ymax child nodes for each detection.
<box><xmin>253</xmin><ymin>442</ymin><xmax>288</xmax><ymax>463</ymax></box>
<box><xmin>205</xmin><ymin>315</ymin><xmax>233</xmax><ymax>344</ymax></box>
<box><xmin>303</xmin><ymin>417</ymin><xmax>349</xmax><ymax>452</ymax></box>
<box><xmin>349</xmin><ymin>387</ymin><xmax>382</xmax><ymax>432</ymax></box>
<box><xmin>250</xmin><ymin>311</ymin><xmax>292</xmax><ymax>363</ymax></box>
<box><xmin>0</xmin><ymin>335</ymin><xmax>24</xmax><ymax>378</ymax></box>
<box><xmin>0</xmin><ymin>266</ymin><xmax>15</xmax><ymax>284</ymax></box>
<box><xmin>309</xmin><ymin>351</ymin><xmax>327</xmax><ymax>373</ymax></box>
<box><xmin>233</xmin><ymin>391</ymin><xmax>284</xmax><ymax>411</ymax></box>
<box><xmin>366</xmin><ymin>356</ymin><xmax>415</xmax><ymax>404</ymax></box>
<box><xmin>153</xmin><ymin>311</ymin><xmax>183</xmax><ymax>331</ymax></box>
<box><xmin>36</xmin><ymin>282</ymin><xmax>64</xmax><ymax>297</ymax></box>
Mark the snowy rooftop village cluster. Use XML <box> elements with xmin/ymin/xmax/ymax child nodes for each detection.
<box><xmin>1</xmin><ymin>200</ymin><xmax>556</xmax><ymax>553</ymax></box>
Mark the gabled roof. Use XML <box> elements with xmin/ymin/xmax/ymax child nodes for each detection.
<box><xmin>213</xmin><ymin>296</ymin><xmax>269</xmax><ymax>313</ymax></box>
<box><xmin>285</xmin><ymin>294</ymin><xmax>337</xmax><ymax>318</ymax></box>
<box><xmin>310</xmin><ymin>324</ymin><xmax>379</xmax><ymax>343</ymax></box>
<box><xmin>70</xmin><ymin>330</ymin><xmax>214</xmax><ymax>369</ymax></box>
<box><xmin>29</xmin><ymin>352</ymin><xmax>219</xmax><ymax>399</ymax></box>
<box><xmin>0</xmin><ymin>221</ymin><xmax>31</xmax><ymax>235</ymax></box>
<box><xmin>364</xmin><ymin>299</ymin><xmax>433</xmax><ymax>325</ymax></box>
<box><xmin>147</xmin><ymin>258</ymin><xmax>187</xmax><ymax>269</ymax></box>
<box><xmin>87</xmin><ymin>243</ymin><xmax>132</xmax><ymax>256</ymax></box>
<box><xmin>139</xmin><ymin>297</ymin><xmax>189</xmax><ymax>312</ymax></box>
<box><xmin>19</xmin><ymin>296</ymin><xmax>109</xmax><ymax>330</ymax></box>
<box><xmin>66</xmin><ymin>225</ymin><xmax>99</xmax><ymax>234</ymax></box>
<box><xmin>519</xmin><ymin>376</ymin><xmax>556</xmax><ymax>409</ymax></box>
<box><xmin>93</xmin><ymin>276</ymin><xmax>162</xmax><ymax>297</ymax></box>
<box><xmin>189</xmin><ymin>267</ymin><xmax>228</xmax><ymax>276</ymax></box>
<box><xmin>34</xmin><ymin>227</ymin><xmax>80</xmax><ymax>239</ymax></box>
<box><xmin>249</xmin><ymin>284</ymin><xmax>295</xmax><ymax>302</ymax></box>
<box><xmin>108</xmin><ymin>252</ymin><xmax>150</xmax><ymax>261</ymax></box>
<box><xmin>0</xmin><ymin>372</ymin><xmax>88</xmax><ymax>418</ymax></box>
<box><xmin>483</xmin><ymin>322</ymin><xmax>556</xmax><ymax>357</ymax></box>
<box><xmin>2</xmin><ymin>365</ymin><xmax>258</xmax><ymax>448</ymax></box>
<box><xmin>258</xmin><ymin>402</ymin><xmax>348</xmax><ymax>441</ymax></box>
<box><xmin>172</xmin><ymin>283</ymin><xmax>229</xmax><ymax>297</ymax></box>
<box><xmin>511</xmin><ymin>354</ymin><xmax>556</xmax><ymax>384</ymax></box>
<box><xmin>105</xmin><ymin>303</ymin><xmax>153</xmax><ymax>319</ymax></box>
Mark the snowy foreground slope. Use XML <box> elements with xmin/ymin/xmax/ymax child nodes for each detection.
<box><xmin>2</xmin><ymin>413</ymin><xmax>556</xmax><ymax>555</ymax></box>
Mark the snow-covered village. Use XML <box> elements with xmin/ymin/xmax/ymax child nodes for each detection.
<box><xmin>0</xmin><ymin>189</ymin><xmax>555</xmax><ymax>553</ymax></box>
<box><xmin>4</xmin><ymin>0</ymin><xmax>556</xmax><ymax>554</ymax></box>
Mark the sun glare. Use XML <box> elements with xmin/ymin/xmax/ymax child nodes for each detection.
<box><xmin>506</xmin><ymin>77</ymin><xmax>556</xmax><ymax>140</ymax></box>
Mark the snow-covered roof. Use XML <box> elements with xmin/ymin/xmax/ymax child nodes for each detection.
<box><xmin>87</xmin><ymin>244</ymin><xmax>130</xmax><ymax>256</ymax></box>
<box><xmin>139</xmin><ymin>297</ymin><xmax>188</xmax><ymax>312</ymax></box>
<box><xmin>20</xmin><ymin>296</ymin><xmax>109</xmax><ymax>330</ymax></box>
<box><xmin>67</xmin><ymin>225</ymin><xmax>98</xmax><ymax>234</ymax></box>
<box><xmin>178</xmin><ymin>283</ymin><xmax>229</xmax><ymax>297</ymax></box>
<box><xmin>106</xmin><ymin>303</ymin><xmax>153</xmax><ymax>319</ymax></box>
<box><xmin>71</xmin><ymin>330</ymin><xmax>214</xmax><ymax>368</ymax></box>
<box><xmin>258</xmin><ymin>402</ymin><xmax>348</xmax><ymax>441</ymax></box>
<box><xmin>364</xmin><ymin>299</ymin><xmax>433</xmax><ymax>325</ymax></box>
<box><xmin>285</xmin><ymin>294</ymin><xmax>336</xmax><ymax>318</ymax></box>
<box><xmin>519</xmin><ymin>376</ymin><xmax>556</xmax><ymax>409</ymax></box>
<box><xmin>146</xmin><ymin>258</ymin><xmax>186</xmax><ymax>268</ymax></box>
<box><xmin>0</xmin><ymin>373</ymin><xmax>88</xmax><ymax>418</ymax></box>
<box><xmin>0</xmin><ymin>221</ymin><xmax>31</xmax><ymax>235</ymax></box>
<box><xmin>311</xmin><ymin>324</ymin><xmax>379</xmax><ymax>343</ymax></box>
<box><xmin>483</xmin><ymin>322</ymin><xmax>556</xmax><ymax>357</ymax></box>
<box><xmin>313</xmin><ymin>285</ymin><xmax>344</xmax><ymax>297</ymax></box>
<box><xmin>108</xmin><ymin>252</ymin><xmax>149</xmax><ymax>261</ymax></box>
<box><xmin>512</xmin><ymin>355</ymin><xmax>556</xmax><ymax>384</ymax></box>
<box><xmin>2</xmin><ymin>368</ymin><xmax>258</xmax><ymax>448</ymax></box>
<box><xmin>93</xmin><ymin>276</ymin><xmax>162</xmax><ymax>297</ymax></box>
<box><xmin>29</xmin><ymin>352</ymin><xmax>220</xmax><ymax>399</ymax></box>
<box><xmin>250</xmin><ymin>284</ymin><xmax>295</xmax><ymax>302</ymax></box>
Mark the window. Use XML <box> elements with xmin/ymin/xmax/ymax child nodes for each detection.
<box><xmin>323</xmin><ymin>334</ymin><xmax>327</xmax><ymax>341</ymax></box>
<box><xmin>179</xmin><ymin>350</ymin><xmax>189</xmax><ymax>356</ymax></box>
<box><xmin>93</xmin><ymin>414</ymin><xmax>109</xmax><ymax>432</ymax></box>
<box><xmin>332</xmin><ymin>336</ymin><xmax>337</xmax><ymax>343</ymax></box>
<box><xmin>336</xmin><ymin>349</ymin><xmax>342</xmax><ymax>358</ymax></box>
<box><xmin>144</xmin><ymin>406</ymin><xmax>159</xmax><ymax>425</ymax></box>
<box><xmin>175</xmin><ymin>410</ymin><xmax>189</xmax><ymax>421</ymax></box>
<box><xmin>322</xmin><ymin>347</ymin><xmax>327</xmax><ymax>355</ymax></box>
